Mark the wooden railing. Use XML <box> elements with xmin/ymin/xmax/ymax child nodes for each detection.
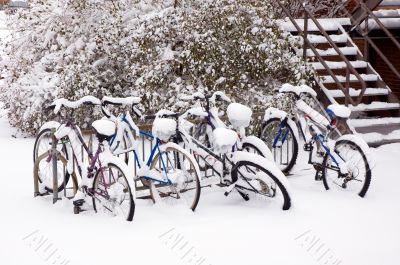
<box><xmin>274</xmin><ymin>0</ymin><xmax>369</xmax><ymax>106</ymax></box>
<box><xmin>343</xmin><ymin>0</ymin><xmax>400</xmax><ymax>82</ymax></box>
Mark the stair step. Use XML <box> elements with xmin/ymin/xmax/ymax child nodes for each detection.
<box><xmin>349</xmin><ymin>101</ymin><xmax>400</xmax><ymax>112</ymax></box>
<box><xmin>304</xmin><ymin>47</ymin><xmax>358</xmax><ymax>57</ymax></box>
<box><xmin>357</xmin><ymin>129</ymin><xmax>400</xmax><ymax>145</ymax></box>
<box><xmin>279</xmin><ymin>18</ymin><xmax>351</xmax><ymax>32</ymax></box>
<box><xmin>349</xmin><ymin>117</ymin><xmax>400</xmax><ymax>128</ymax></box>
<box><xmin>322</xmin><ymin>74</ymin><xmax>379</xmax><ymax>84</ymax></box>
<box><xmin>362</xmin><ymin>17</ymin><xmax>400</xmax><ymax>30</ymax></box>
<box><xmin>373</xmin><ymin>9</ymin><xmax>400</xmax><ymax>17</ymax></box>
<box><xmin>311</xmin><ymin>60</ymin><xmax>368</xmax><ymax>70</ymax></box>
<box><xmin>293</xmin><ymin>33</ymin><xmax>348</xmax><ymax>44</ymax></box>
<box><xmin>328</xmin><ymin>88</ymin><xmax>389</xmax><ymax>97</ymax></box>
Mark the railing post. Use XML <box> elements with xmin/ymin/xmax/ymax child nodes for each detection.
<box><xmin>302</xmin><ymin>10</ymin><xmax>309</xmax><ymax>63</ymax></box>
<box><xmin>345</xmin><ymin>68</ymin><xmax>350</xmax><ymax>106</ymax></box>
<box><xmin>364</xmin><ymin>14</ymin><xmax>369</xmax><ymax>61</ymax></box>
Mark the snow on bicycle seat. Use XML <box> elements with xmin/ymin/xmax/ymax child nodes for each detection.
<box><xmin>213</xmin><ymin>127</ymin><xmax>238</xmax><ymax>154</ymax></box>
<box><xmin>152</xmin><ymin>118</ymin><xmax>177</xmax><ymax>142</ymax></box>
<box><xmin>102</xmin><ymin>96</ymin><xmax>141</xmax><ymax>106</ymax></box>
<box><xmin>92</xmin><ymin>120</ymin><xmax>116</xmax><ymax>141</ymax></box>
<box><xmin>279</xmin><ymin>83</ymin><xmax>317</xmax><ymax>97</ymax></box>
<box><xmin>227</xmin><ymin>103</ymin><xmax>252</xmax><ymax>129</ymax></box>
<box><xmin>326</xmin><ymin>104</ymin><xmax>351</xmax><ymax>119</ymax></box>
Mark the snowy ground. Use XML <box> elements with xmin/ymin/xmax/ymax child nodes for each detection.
<box><xmin>0</xmin><ymin>109</ymin><xmax>399</xmax><ymax>265</ymax></box>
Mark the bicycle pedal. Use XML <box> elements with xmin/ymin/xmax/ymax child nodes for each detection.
<box><xmin>73</xmin><ymin>206</ymin><xmax>81</xmax><ymax>214</ymax></box>
<box><xmin>73</xmin><ymin>199</ymin><xmax>85</xmax><ymax>207</ymax></box>
<box><xmin>314</xmin><ymin>171</ymin><xmax>323</xmax><ymax>181</ymax></box>
<box><xmin>237</xmin><ymin>190</ymin><xmax>250</xmax><ymax>201</ymax></box>
<box><xmin>303</xmin><ymin>143</ymin><xmax>312</xmax><ymax>151</ymax></box>
<box><xmin>312</xmin><ymin>163</ymin><xmax>324</xmax><ymax>172</ymax></box>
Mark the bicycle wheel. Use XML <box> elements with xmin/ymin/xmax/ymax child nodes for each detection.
<box><xmin>92</xmin><ymin>163</ymin><xmax>135</xmax><ymax>221</ymax></box>
<box><xmin>321</xmin><ymin>140</ymin><xmax>371</xmax><ymax>197</ymax></box>
<box><xmin>33</xmin><ymin>128</ymin><xmax>69</xmax><ymax>163</ymax></box>
<box><xmin>231</xmin><ymin>153</ymin><xmax>291</xmax><ymax>210</ymax></box>
<box><xmin>33</xmin><ymin>152</ymin><xmax>74</xmax><ymax>194</ymax></box>
<box><xmin>149</xmin><ymin>145</ymin><xmax>201</xmax><ymax>211</ymax></box>
<box><xmin>191</xmin><ymin>122</ymin><xmax>214</xmax><ymax>171</ymax></box>
<box><xmin>260</xmin><ymin>118</ymin><xmax>298</xmax><ymax>174</ymax></box>
<box><xmin>242</xmin><ymin>143</ymin><xmax>263</xmax><ymax>156</ymax></box>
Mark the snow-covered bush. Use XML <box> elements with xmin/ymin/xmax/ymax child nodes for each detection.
<box><xmin>1</xmin><ymin>0</ymin><xmax>312</xmax><ymax>135</ymax></box>
<box><xmin>280</xmin><ymin>0</ymin><xmax>347</xmax><ymax>18</ymax></box>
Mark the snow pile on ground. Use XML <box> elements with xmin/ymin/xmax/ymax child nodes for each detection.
<box><xmin>0</xmin><ymin>115</ymin><xmax>399</xmax><ymax>265</ymax></box>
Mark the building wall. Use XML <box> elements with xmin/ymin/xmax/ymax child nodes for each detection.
<box><xmin>370</xmin><ymin>38</ymin><xmax>400</xmax><ymax>97</ymax></box>
<box><xmin>347</xmin><ymin>0</ymin><xmax>359</xmax><ymax>12</ymax></box>
<box><xmin>0</xmin><ymin>0</ymin><xmax>10</xmax><ymax>5</ymax></box>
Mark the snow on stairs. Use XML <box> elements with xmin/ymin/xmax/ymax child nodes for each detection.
<box><xmin>281</xmin><ymin>17</ymin><xmax>400</xmax><ymax>146</ymax></box>
<box><xmin>348</xmin><ymin>117</ymin><xmax>400</xmax><ymax>146</ymax></box>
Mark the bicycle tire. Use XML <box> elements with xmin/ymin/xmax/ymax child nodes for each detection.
<box><xmin>231</xmin><ymin>155</ymin><xmax>291</xmax><ymax>210</ymax></box>
<box><xmin>149</xmin><ymin>145</ymin><xmax>201</xmax><ymax>211</ymax></box>
<box><xmin>33</xmin><ymin>128</ymin><xmax>69</xmax><ymax>163</ymax></box>
<box><xmin>33</xmin><ymin>152</ymin><xmax>74</xmax><ymax>194</ymax></box>
<box><xmin>260</xmin><ymin>118</ymin><xmax>298</xmax><ymax>174</ymax></box>
<box><xmin>321</xmin><ymin>140</ymin><xmax>371</xmax><ymax>197</ymax></box>
<box><xmin>92</xmin><ymin>162</ymin><xmax>135</xmax><ymax>221</ymax></box>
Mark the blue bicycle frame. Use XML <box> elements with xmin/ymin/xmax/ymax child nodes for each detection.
<box><xmin>110</xmin><ymin>113</ymin><xmax>175</xmax><ymax>185</ymax></box>
<box><xmin>273</xmin><ymin>119</ymin><xmax>342</xmax><ymax>168</ymax></box>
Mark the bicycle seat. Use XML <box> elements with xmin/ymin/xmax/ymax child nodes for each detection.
<box><xmin>279</xmin><ymin>84</ymin><xmax>317</xmax><ymax>97</ymax></box>
<box><xmin>152</xmin><ymin>118</ymin><xmax>177</xmax><ymax>142</ymax></box>
<box><xmin>227</xmin><ymin>103</ymin><xmax>252</xmax><ymax>129</ymax></box>
<box><xmin>326</xmin><ymin>104</ymin><xmax>351</xmax><ymax>119</ymax></box>
<box><xmin>213</xmin><ymin>127</ymin><xmax>238</xmax><ymax>154</ymax></box>
<box><xmin>92</xmin><ymin>120</ymin><xmax>116</xmax><ymax>142</ymax></box>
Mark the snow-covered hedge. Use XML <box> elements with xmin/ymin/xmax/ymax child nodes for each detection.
<box><xmin>1</xmin><ymin>0</ymin><xmax>312</xmax><ymax>135</ymax></box>
<box><xmin>280</xmin><ymin>0</ymin><xmax>347</xmax><ymax>18</ymax></box>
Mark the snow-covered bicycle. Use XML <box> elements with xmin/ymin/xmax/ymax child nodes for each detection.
<box><xmin>172</xmin><ymin>92</ymin><xmax>291</xmax><ymax>210</ymax></box>
<box><xmin>100</xmin><ymin>97</ymin><xmax>202</xmax><ymax>211</ymax></box>
<box><xmin>260</xmin><ymin>84</ymin><xmax>372</xmax><ymax>197</ymax></box>
<box><xmin>180</xmin><ymin>91</ymin><xmax>274</xmax><ymax>161</ymax></box>
<box><xmin>33</xmin><ymin>97</ymin><xmax>135</xmax><ymax>221</ymax></box>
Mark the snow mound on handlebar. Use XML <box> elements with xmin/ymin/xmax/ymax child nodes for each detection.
<box><xmin>152</xmin><ymin>118</ymin><xmax>177</xmax><ymax>142</ymax></box>
<box><xmin>213</xmin><ymin>127</ymin><xmax>238</xmax><ymax>154</ymax></box>
<box><xmin>102</xmin><ymin>96</ymin><xmax>141</xmax><ymax>106</ymax></box>
<box><xmin>52</xmin><ymin>96</ymin><xmax>101</xmax><ymax>113</ymax></box>
<box><xmin>227</xmin><ymin>103</ymin><xmax>252</xmax><ymax>129</ymax></box>
<box><xmin>183</xmin><ymin>107</ymin><xmax>208</xmax><ymax>118</ymax></box>
<box><xmin>279</xmin><ymin>83</ymin><xmax>317</xmax><ymax>97</ymax></box>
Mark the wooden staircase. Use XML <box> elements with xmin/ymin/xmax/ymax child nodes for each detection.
<box><xmin>276</xmin><ymin>0</ymin><xmax>400</xmax><ymax>147</ymax></box>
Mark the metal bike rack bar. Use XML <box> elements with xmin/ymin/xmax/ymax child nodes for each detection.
<box><xmin>51</xmin><ymin>128</ymin><xmax>59</xmax><ymax>204</ymax></box>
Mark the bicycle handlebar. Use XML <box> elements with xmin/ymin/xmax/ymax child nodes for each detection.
<box><xmin>144</xmin><ymin>107</ymin><xmax>208</xmax><ymax>121</ymax></box>
<box><xmin>102</xmin><ymin>96</ymin><xmax>141</xmax><ymax>107</ymax></box>
<box><xmin>180</xmin><ymin>91</ymin><xmax>231</xmax><ymax>112</ymax></box>
<box><xmin>48</xmin><ymin>96</ymin><xmax>101</xmax><ymax>114</ymax></box>
<box><xmin>101</xmin><ymin>96</ymin><xmax>143</xmax><ymax>119</ymax></box>
<box><xmin>278</xmin><ymin>84</ymin><xmax>317</xmax><ymax>98</ymax></box>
